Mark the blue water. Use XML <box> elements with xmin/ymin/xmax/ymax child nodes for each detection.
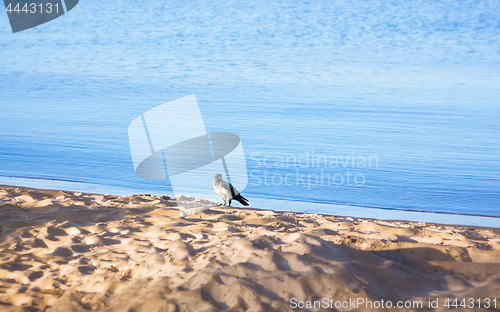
<box><xmin>1</xmin><ymin>0</ymin><xmax>499</xmax><ymax>217</ymax></box>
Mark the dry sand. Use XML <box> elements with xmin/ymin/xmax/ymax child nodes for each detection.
<box><xmin>0</xmin><ymin>185</ymin><xmax>499</xmax><ymax>312</ymax></box>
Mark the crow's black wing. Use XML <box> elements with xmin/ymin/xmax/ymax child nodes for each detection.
<box><xmin>228</xmin><ymin>183</ymin><xmax>249</xmax><ymax>206</ymax></box>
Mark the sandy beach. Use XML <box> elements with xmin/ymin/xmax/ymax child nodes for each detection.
<box><xmin>0</xmin><ymin>185</ymin><xmax>499</xmax><ymax>312</ymax></box>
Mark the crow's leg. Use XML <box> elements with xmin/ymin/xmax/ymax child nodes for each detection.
<box><xmin>228</xmin><ymin>199</ymin><xmax>232</xmax><ymax>206</ymax></box>
<box><xmin>222</xmin><ymin>201</ymin><xmax>226</xmax><ymax>206</ymax></box>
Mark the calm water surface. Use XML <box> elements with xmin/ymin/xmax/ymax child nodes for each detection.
<box><xmin>0</xmin><ymin>0</ymin><xmax>499</xmax><ymax>217</ymax></box>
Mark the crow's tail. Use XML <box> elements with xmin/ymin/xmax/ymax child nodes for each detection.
<box><xmin>229</xmin><ymin>184</ymin><xmax>249</xmax><ymax>206</ymax></box>
<box><xmin>233</xmin><ymin>194</ymin><xmax>249</xmax><ymax>206</ymax></box>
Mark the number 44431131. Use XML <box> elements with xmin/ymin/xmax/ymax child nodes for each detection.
<box><xmin>5</xmin><ymin>3</ymin><xmax>60</xmax><ymax>14</ymax></box>
<box><xmin>444</xmin><ymin>298</ymin><xmax>497</xmax><ymax>309</ymax></box>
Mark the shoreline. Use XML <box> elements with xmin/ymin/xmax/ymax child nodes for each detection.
<box><xmin>1</xmin><ymin>182</ymin><xmax>499</xmax><ymax>229</ymax></box>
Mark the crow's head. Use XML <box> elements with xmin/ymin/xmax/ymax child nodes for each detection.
<box><xmin>214</xmin><ymin>174</ymin><xmax>222</xmax><ymax>183</ymax></box>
